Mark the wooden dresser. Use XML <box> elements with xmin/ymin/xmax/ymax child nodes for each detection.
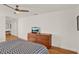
<box><xmin>28</xmin><ymin>33</ymin><xmax>52</xmax><ymax>49</ymax></box>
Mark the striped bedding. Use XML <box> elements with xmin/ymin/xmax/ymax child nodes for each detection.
<box><xmin>0</xmin><ymin>39</ymin><xmax>48</xmax><ymax>54</ymax></box>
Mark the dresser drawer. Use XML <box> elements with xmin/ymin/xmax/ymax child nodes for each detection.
<box><xmin>28</xmin><ymin>33</ymin><xmax>52</xmax><ymax>49</ymax></box>
<box><xmin>28</xmin><ymin>33</ymin><xmax>37</xmax><ymax>42</ymax></box>
<box><xmin>37</xmin><ymin>38</ymin><xmax>51</xmax><ymax>48</ymax></box>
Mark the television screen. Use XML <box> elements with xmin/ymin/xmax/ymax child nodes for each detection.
<box><xmin>32</xmin><ymin>27</ymin><xmax>40</xmax><ymax>33</ymax></box>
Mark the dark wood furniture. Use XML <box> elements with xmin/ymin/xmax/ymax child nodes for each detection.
<box><xmin>27</xmin><ymin>33</ymin><xmax>52</xmax><ymax>49</ymax></box>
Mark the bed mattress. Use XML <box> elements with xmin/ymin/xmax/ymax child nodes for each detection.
<box><xmin>0</xmin><ymin>39</ymin><xmax>48</xmax><ymax>54</ymax></box>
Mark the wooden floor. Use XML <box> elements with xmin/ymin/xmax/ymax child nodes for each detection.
<box><xmin>6</xmin><ymin>34</ymin><xmax>78</xmax><ymax>54</ymax></box>
<box><xmin>6</xmin><ymin>34</ymin><xmax>17</xmax><ymax>41</ymax></box>
<box><xmin>48</xmin><ymin>46</ymin><xmax>78</xmax><ymax>54</ymax></box>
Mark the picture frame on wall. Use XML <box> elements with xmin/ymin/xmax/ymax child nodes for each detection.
<box><xmin>77</xmin><ymin>16</ymin><xmax>79</xmax><ymax>31</ymax></box>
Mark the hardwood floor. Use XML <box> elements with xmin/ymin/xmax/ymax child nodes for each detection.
<box><xmin>6</xmin><ymin>34</ymin><xmax>78</xmax><ymax>54</ymax></box>
<box><xmin>48</xmin><ymin>46</ymin><xmax>78</xmax><ymax>54</ymax></box>
<box><xmin>6</xmin><ymin>34</ymin><xmax>17</xmax><ymax>41</ymax></box>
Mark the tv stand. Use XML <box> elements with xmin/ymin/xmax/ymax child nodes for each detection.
<box><xmin>28</xmin><ymin>33</ymin><xmax>52</xmax><ymax>49</ymax></box>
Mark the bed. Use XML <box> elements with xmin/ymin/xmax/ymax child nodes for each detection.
<box><xmin>0</xmin><ymin>39</ymin><xmax>48</xmax><ymax>54</ymax></box>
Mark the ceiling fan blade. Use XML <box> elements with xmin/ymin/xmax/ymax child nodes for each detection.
<box><xmin>3</xmin><ymin>4</ymin><xmax>15</xmax><ymax>10</ymax></box>
<box><xmin>3</xmin><ymin>4</ymin><xmax>30</xmax><ymax>13</ymax></box>
<box><xmin>18</xmin><ymin>9</ymin><xmax>29</xmax><ymax>12</ymax></box>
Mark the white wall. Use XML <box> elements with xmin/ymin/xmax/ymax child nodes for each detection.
<box><xmin>11</xmin><ymin>19</ymin><xmax>18</xmax><ymax>36</ymax></box>
<box><xmin>18</xmin><ymin>9</ymin><xmax>79</xmax><ymax>52</ymax></box>
<box><xmin>0</xmin><ymin>16</ymin><xmax>5</xmax><ymax>42</ymax></box>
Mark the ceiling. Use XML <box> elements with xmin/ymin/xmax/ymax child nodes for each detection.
<box><xmin>1</xmin><ymin>4</ymin><xmax>79</xmax><ymax>17</ymax></box>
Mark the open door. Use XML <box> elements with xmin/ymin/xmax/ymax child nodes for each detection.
<box><xmin>5</xmin><ymin>16</ymin><xmax>18</xmax><ymax>41</ymax></box>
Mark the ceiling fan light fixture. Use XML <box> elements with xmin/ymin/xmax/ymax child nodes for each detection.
<box><xmin>14</xmin><ymin>11</ymin><xmax>20</xmax><ymax>14</ymax></box>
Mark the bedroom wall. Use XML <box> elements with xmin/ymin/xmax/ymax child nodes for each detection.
<box><xmin>0</xmin><ymin>5</ymin><xmax>7</xmax><ymax>42</ymax></box>
<box><xmin>11</xmin><ymin>19</ymin><xmax>18</xmax><ymax>36</ymax></box>
<box><xmin>0</xmin><ymin>16</ymin><xmax>5</xmax><ymax>42</ymax></box>
<box><xmin>18</xmin><ymin>9</ymin><xmax>79</xmax><ymax>52</ymax></box>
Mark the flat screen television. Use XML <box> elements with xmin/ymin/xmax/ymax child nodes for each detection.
<box><xmin>31</xmin><ymin>27</ymin><xmax>40</xmax><ymax>33</ymax></box>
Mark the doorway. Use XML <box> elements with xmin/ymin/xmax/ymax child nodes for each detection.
<box><xmin>5</xmin><ymin>16</ymin><xmax>18</xmax><ymax>41</ymax></box>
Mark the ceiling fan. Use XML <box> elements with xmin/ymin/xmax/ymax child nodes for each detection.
<box><xmin>3</xmin><ymin>4</ymin><xmax>29</xmax><ymax>13</ymax></box>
